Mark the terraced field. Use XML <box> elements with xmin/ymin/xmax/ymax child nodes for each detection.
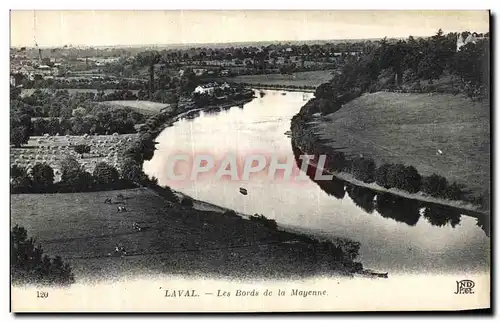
<box><xmin>10</xmin><ymin>134</ymin><xmax>138</xmax><ymax>178</ymax></box>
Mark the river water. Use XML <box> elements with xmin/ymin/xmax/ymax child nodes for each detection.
<box><xmin>144</xmin><ymin>89</ymin><xmax>490</xmax><ymax>276</ymax></box>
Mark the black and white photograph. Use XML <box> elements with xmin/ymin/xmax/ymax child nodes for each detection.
<box><xmin>8</xmin><ymin>9</ymin><xmax>491</xmax><ymax>312</ymax></box>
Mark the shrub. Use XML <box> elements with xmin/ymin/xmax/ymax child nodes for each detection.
<box><xmin>325</xmin><ymin>151</ymin><xmax>346</xmax><ymax>171</ymax></box>
<box><xmin>386</xmin><ymin>164</ymin><xmax>406</xmax><ymax>189</ymax></box>
<box><xmin>402</xmin><ymin>69</ymin><xmax>417</xmax><ymax>84</ymax></box>
<box><xmin>11</xmin><ymin>126</ymin><xmax>29</xmax><ymax>148</ymax></box>
<box><xmin>400</xmin><ymin>165</ymin><xmax>422</xmax><ymax>193</ymax></box>
<box><xmin>10</xmin><ymin>165</ymin><xmax>31</xmax><ymax>192</ymax></box>
<box><xmin>350</xmin><ymin>157</ymin><xmax>376</xmax><ymax>183</ymax></box>
<box><xmin>59</xmin><ymin>156</ymin><xmax>94</xmax><ymax>191</ymax></box>
<box><xmin>11</xmin><ymin>225</ymin><xmax>75</xmax><ymax>286</ymax></box>
<box><xmin>120</xmin><ymin>158</ymin><xmax>143</xmax><ymax>183</ymax></box>
<box><xmin>422</xmin><ymin>174</ymin><xmax>448</xmax><ymax>198</ymax></box>
<box><xmin>443</xmin><ymin>182</ymin><xmax>465</xmax><ymax>200</ymax></box>
<box><xmin>93</xmin><ymin>162</ymin><xmax>120</xmax><ymax>185</ymax></box>
<box><xmin>180</xmin><ymin>196</ymin><xmax>194</xmax><ymax>208</ymax></box>
<box><xmin>74</xmin><ymin>144</ymin><xmax>91</xmax><ymax>155</ymax></box>
<box><xmin>223</xmin><ymin>209</ymin><xmax>239</xmax><ymax>218</ymax></box>
<box><xmin>249</xmin><ymin>214</ymin><xmax>278</xmax><ymax>230</ymax></box>
<box><xmin>30</xmin><ymin>163</ymin><xmax>54</xmax><ymax>192</ymax></box>
<box><xmin>375</xmin><ymin>164</ymin><xmax>392</xmax><ymax>188</ymax></box>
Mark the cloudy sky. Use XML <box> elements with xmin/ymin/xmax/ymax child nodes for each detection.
<box><xmin>10</xmin><ymin>10</ymin><xmax>490</xmax><ymax>47</ymax></box>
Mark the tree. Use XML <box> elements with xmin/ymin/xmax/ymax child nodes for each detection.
<box><xmin>74</xmin><ymin>144</ymin><xmax>91</xmax><ymax>156</ymax></box>
<box><xmin>443</xmin><ymin>182</ymin><xmax>464</xmax><ymax>200</ymax></box>
<box><xmin>11</xmin><ymin>225</ymin><xmax>75</xmax><ymax>286</ymax></box>
<box><xmin>386</xmin><ymin>164</ymin><xmax>406</xmax><ymax>189</ymax></box>
<box><xmin>93</xmin><ymin>162</ymin><xmax>120</xmax><ymax>185</ymax></box>
<box><xmin>10</xmin><ymin>126</ymin><xmax>29</xmax><ymax>147</ymax></box>
<box><xmin>350</xmin><ymin>157</ymin><xmax>376</xmax><ymax>183</ymax></box>
<box><xmin>375</xmin><ymin>163</ymin><xmax>392</xmax><ymax>188</ymax></box>
<box><xmin>30</xmin><ymin>163</ymin><xmax>54</xmax><ymax>192</ymax></box>
<box><xmin>120</xmin><ymin>158</ymin><xmax>144</xmax><ymax>183</ymax></box>
<box><xmin>10</xmin><ymin>165</ymin><xmax>31</xmax><ymax>192</ymax></box>
<box><xmin>59</xmin><ymin>156</ymin><xmax>94</xmax><ymax>191</ymax></box>
<box><xmin>422</xmin><ymin>174</ymin><xmax>448</xmax><ymax>198</ymax></box>
<box><xmin>400</xmin><ymin>165</ymin><xmax>422</xmax><ymax>193</ymax></box>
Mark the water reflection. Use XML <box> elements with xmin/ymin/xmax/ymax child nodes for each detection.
<box><xmin>375</xmin><ymin>193</ymin><xmax>421</xmax><ymax>226</ymax></box>
<box><xmin>422</xmin><ymin>205</ymin><xmax>461</xmax><ymax>228</ymax></box>
<box><xmin>346</xmin><ymin>184</ymin><xmax>376</xmax><ymax>214</ymax></box>
<box><xmin>291</xmin><ymin>140</ymin><xmax>490</xmax><ymax>235</ymax></box>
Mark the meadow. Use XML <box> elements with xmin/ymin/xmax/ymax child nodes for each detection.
<box><xmin>311</xmin><ymin>92</ymin><xmax>490</xmax><ymax>199</ymax></box>
<box><xmin>99</xmin><ymin>100</ymin><xmax>172</xmax><ymax>115</ymax></box>
<box><xmin>227</xmin><ymin>70</ymin><xmax>334</xmax><ymax>88</ymax></box>
<box><xmin>11</xmin><ymin>188</ymin><xmax>359</xmax><ymax>282</ymax></box>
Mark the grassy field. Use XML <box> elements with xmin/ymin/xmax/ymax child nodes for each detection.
<box><xmin>99</xmin><ymin>100</ymin><xmax>172</xmax><ymax>115</ymax></box>
<box><xmin>227</xmin><ymin>70</ymin><xmax>333</xmax><ymax>88</ymax></box>
<box><xmin>20</xmin><ymin>88</ymin><xmax>139</xmax><ymax>97</ymax></box>
<box><xmin>10</xmin><ymin>134</ymin><xmax>137</xmax><ymax>178</ymax></box>
<box><xmin>11</xmin><ymin>188</ymin><xmax>358</xmax><ymax>282</ymax></box>
<box><xmin>311</xmin><ymin>92</ymin><xmax>490</xmax><ymax>199</ymax></box>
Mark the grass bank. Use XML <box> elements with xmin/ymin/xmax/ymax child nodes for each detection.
<box><xmin>225</xmin><ymin>70</ymin><xmax>333</xmax><ymax>88</ymax></box>
<box><xmin>11</xmin><ymin>188</ymin><xmax>364</xmax><ymax>282</ymax></box>
<box><xmin>291</xmin><ymin>91</ymin><xmax>490</xmax><ymax>214</ymax></box>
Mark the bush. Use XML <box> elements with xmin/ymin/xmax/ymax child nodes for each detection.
<box><xmin>422</xmin><ymin>174</ymin><xmax>448</xmax><ymax>198</ymax></box>
<box><xmin>223</xmin><ymin>209</ymin><xmax>239</xmax><ymax>218</ymax></box>
<box><xmin>93</xmin><ymin>162</ymin><xmax>120</xmax><ymax>185</ymax></box>
<box><xmin>11</xmin><ymin>225</ymin><xmax>75</xmax><ymax>286</ymax></box>
<box><xmin>375</xmin><ymin>164</ymin><xmax>392</xmax><ymax>188</ymax></box>
<box><xmin>30</xmin><ymin>163</ymin><xmax>54</xmax><ymax>192</ymax></box>
<box><xmin>400</xmin><ymin>165</ymin><xmax>422</xmax><ymax>193</ymax></box>
<box><xmin>325</xmin><ymin>151</ymin><xmax>346</xmax><ymax>171</ymax></box>
<box><xmin>386</xmin><ymin>164</ymin><xmax>406</xmax><ymax>189</ymax></box>
<box><xmin>180</xmin><ymin>196</ymin><xmax>194</xmax><ymax>208</ymax></box>
<box><xmin>74</xmin><ymin>144</ymin><xmax>91</xmax><ymax>155</ymax></box>
<box><xmin>60</xmin><ymin>156</ymin><xmax>94</xmax><ymax>191</ymax></box>
<box><xmin>10</xmin><ymin>165</ymin><xmax>32</xmax><ymax>192</ymax></box>
<box><xmin>249</xmin><ymin>214</ymin><xmax>278</xmax><ymax>230</ymax></box>
<box><xmin>120</xmin><ymin>158</ymin><xmax>143</xmax><ymax>183</ymax></box>
<box><xmin>350</xmin><ymin>157</ymin><xmax>376</xmax><ymax>183</ymax></box>
<box><xmin>443</xmin><ymin>182</ymin><xmax>464</xmax><ymax>200</ymax></box>
<box><xmin>402</xmin><ymin>69</ymin><xmax>417</xmax><ymax>84</ymax></box>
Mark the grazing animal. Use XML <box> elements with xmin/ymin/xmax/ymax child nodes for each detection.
<box><xmin>117</xmin><ymin>206</ymin><xmax>127</xmax><ymax>212</ymax></box>
<box><xmin>437</xmin><ymin>149</ymin><xmax>443</xmax><ymax>155</ymax></box>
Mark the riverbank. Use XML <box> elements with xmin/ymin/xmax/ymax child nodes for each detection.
<box><xmin>10</xmin><ymin>188</ymin><xmax>364</xmax><ymax>282</ymax></box>
<box><xmin>43</xmin><ymin>89</ymin><xmax>367</xmax><ymax>281</ymax></box>
<box><xmin>225</xmin><ymin>70</ymin><xmax>333</xmax><ymax>88</ymax></box>
<box><xmin>239</xmin><ymin>84</ymin><xmax>316</xmax><ymax>93</ymax></box>
<box><xmin>290</xmin><ymin>92</ymin><xmax>490</xmax><ymax>216</ymax></box>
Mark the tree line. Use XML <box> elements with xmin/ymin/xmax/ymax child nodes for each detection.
<box><xmin>313</xmin><ymin>29</ymin><xmax>489</xmax><ymax>115</ymax></box>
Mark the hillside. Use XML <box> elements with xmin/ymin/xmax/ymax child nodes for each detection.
<box><xmin>11</xmin><ymin>188</ymin><xmax>361</xmax><ymax>282</ymax></box>
<box><xmin>310</xmin><ymin>92</ymin><xmax>490</xmax><ymax>200</ymax></box>
<box><xmin>99</xmin><ymin>100</ymin><xmax>172</xmax><ymax>115</ymax></box>
<box><xmin>227</xmin><ymin>70</ymin><xmax>333</xmax><ymax>88</ymax></box>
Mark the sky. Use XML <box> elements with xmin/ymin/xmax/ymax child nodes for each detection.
<box><xmin>10</xmin><ymin>10</ymin><xmax>490</xmax><ymax>47</ymax></box>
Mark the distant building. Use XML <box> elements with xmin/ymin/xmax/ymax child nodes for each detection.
<box><xmin>456</xmin><ymin>33</ymin><xmax>488</xmax><ymax>52</ymax></box>
<box><xmin>194</xmin><ymin>83</ymin><xmax>217</xmax><ymax>95</ymax></box>
<box><xmin>193</xmin><ymin>68</ymin><xmax>208</xmax><ymax>76</ymax></box>
<box><xmin>193</xmin><ymin>82</ymin><xmax>231</xmax><ymax>95</ymax></box>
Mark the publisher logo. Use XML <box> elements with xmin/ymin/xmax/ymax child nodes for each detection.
<box><xmin>454</xmin><ymin>280</ymin><xmax>475</xmax><ymax>294</ymax></box>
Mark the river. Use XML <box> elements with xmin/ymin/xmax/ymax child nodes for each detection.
<box><xmin>144</xmin><ymin>89</ymin><xmax>490</xmax><ymax>276</ymax></box>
